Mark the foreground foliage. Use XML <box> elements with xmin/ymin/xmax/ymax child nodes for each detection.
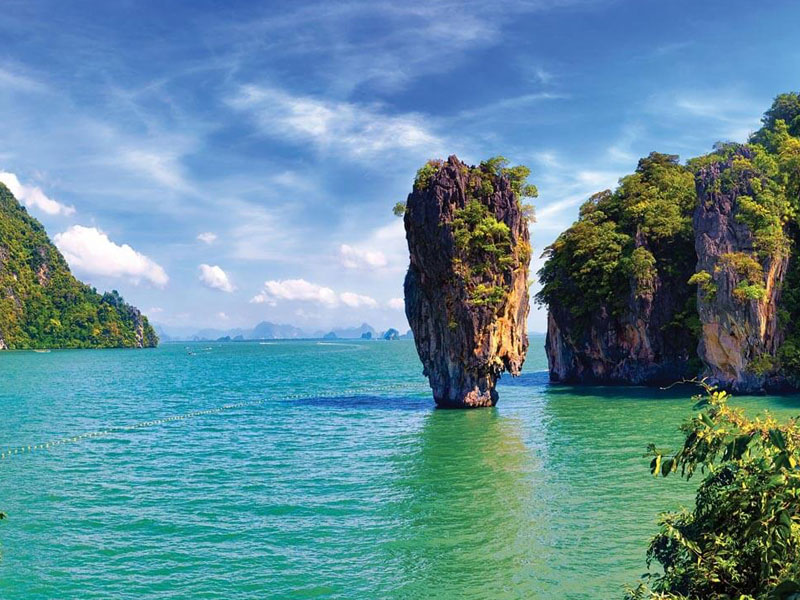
<box><xmin>0</xmin><ymin>183</ymin><xmax>157</xmax><ymax>349</ymax></box>
<box><xmin>626</xmin><ymin>383</ymin><xmax>800</xmax><ymax>600</ymax></box>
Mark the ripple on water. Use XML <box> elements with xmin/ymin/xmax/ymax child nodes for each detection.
<box><xmin>1</xmin><ymin>339</ymin><xmax>799</xmax><ymax>598</ymax></box>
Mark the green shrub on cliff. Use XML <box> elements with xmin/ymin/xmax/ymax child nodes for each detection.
<box><xmin>0</xmin><ymin>183</ymin><xmax>157</xmax><ymax>349</ymax></box>
<box><xmin>626</xmin><ymin>384</ymin><xmax>800</xmax><ymax>600</ymax></box>
<box><xmin>403</xmin><ymin>157</ymin><xmax>536</xmax><ymax>312</ymax></box>
<box><xmin>536</xmin><ymin>152</ymin><xmax>697</xmax><ymax>328</ymax></box>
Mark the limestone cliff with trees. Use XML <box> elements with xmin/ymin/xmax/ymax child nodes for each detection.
<box><xmin>0</xmin><ymin>183</ymin><xmax>158</xmax><ymax>350</ymax></box>
<box><xmin>537</xmin><ymin>92</ymin><xmax>800</xmax><ymax>393</ymax></box>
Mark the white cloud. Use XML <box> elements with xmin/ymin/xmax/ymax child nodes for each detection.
<box><xmin>54</xmin><ymin>225</ymin><xmax>168</xmax><ymax>287</ymax></box>
<box><xmin>336</xmin><ymin>220</ymin><xmax>407</xmax><ymax>274</ymax></box>
<box><xmin>251</xmin><ymin>279</ymin><xmax>338</xmax><ymax>306</ymax></box>
<box><xmin>229</xmin><ymin>85</ymin><xmax>442</xmax><ymax>159</ymax></box>
<box><xmin>0</xmin><ymin>67</ymin><xmax>46</xmax><ymax>93</ymax></box>
<box><xmin>148</xmin><ymin>307</ymin><xmax>164</xmax><ymax>314</ymax></box>
<box><xmin>217</xmin><ymin>312</ymin><xmax>230</xmax><ymax>321</ymax></box>
<box><xmin>197</xmin><ymin>232</ymin><xmax>217</xmax><ymax>244</ymax></box>
<box><xmin>388</xmin><ymin>297</ymin><xmax>405</xmax><ymax>310</ymax></box>
<box><xmin>250</xmin><ymin>278</ymin><xmax>377</xmax><ymax>308</ymax></box>
<box><xmin>340</xmin><ymin>292</ymin><xmax>378</xmax><ymax>308</ymax></box>
<box><xmin>0</xmin><ymin>171</ymin><xmax>75</xmax><ymax>216</ymax></box>
<box><xmin>198</xmin><ymin>264</ymin><xmax>235</xmax><ymax>293</ymax></box>
<box><xmin>339</xmin><ymin>244</ymin><xmax>388</xmax><ymax>270</ymax></box>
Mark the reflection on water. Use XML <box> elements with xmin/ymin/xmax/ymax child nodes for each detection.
<box><xmin>384</xmin><ymin>408</ymin><xmax>549</xmax><ymax>599</ymax></box>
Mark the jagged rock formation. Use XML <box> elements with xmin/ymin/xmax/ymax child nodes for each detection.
<box><xmin>545</xmin><ymin>280</ymin><xmax>696</xmax><ymax>385</ymax></box>
<box><xmin>403</xmin><ymin>156</ymin><xmax>533</xmax><ymax>407</ymax></box>
<box><xmin>538</xmin><ymin>92</ymin><xmax>800</xmax><ymax>393</ymax></box>
<box><xmin>0</xmin><ymin>182</ymin><xmax>158</xmax><ymax>349</ymax></box>
<box><xmin>693</xmin><ymin>147</ymin><xmax>789</xmax><ymax>392</ymax></box>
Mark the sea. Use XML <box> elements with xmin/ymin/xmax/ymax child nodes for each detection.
<box><xmin>0</xmin><ymin>336</ymin><xmax>798</xmax><ymax>599</ymax></box>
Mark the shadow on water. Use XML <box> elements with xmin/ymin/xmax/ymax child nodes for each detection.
<box><xmin>498</xmin><ymin>370</ymin><xmax>550</xmax><ymax>387</ymax></box>
<box><xmin>284</xmin><ymin>394</ymin><xmax>432</xmax><ymax>412</ymax></box>
<box><xmin>379</xmin><ymin>407</ymin><xmax>548</xmax><ymax>599</ymax></box>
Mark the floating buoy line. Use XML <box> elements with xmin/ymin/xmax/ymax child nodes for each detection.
<box><xmin>0</xmin><ymin>383</ymin><xmax>423</xmax><ymax>463</ymax></box>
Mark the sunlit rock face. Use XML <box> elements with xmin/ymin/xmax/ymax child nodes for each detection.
<box><xmin>693</xmin><ymin>147</ymin><xmax>789</xmax><ymax>393</ymax></box>
<box><xmin>403</xmin><ymin>156</ymin><xmax>530</xmax><ymax>408</ymax></box>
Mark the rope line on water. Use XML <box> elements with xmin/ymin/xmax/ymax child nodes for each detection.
<box><xmin>0</xmin><ymin>382</ymin><xmax>424</xmax><ymax>463</ymax></box>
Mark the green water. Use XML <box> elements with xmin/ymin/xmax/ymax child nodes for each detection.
<box><xmin>1</xmin><ymin>337</ymin><xmax>799</xmax><ymax>598</ymax></box>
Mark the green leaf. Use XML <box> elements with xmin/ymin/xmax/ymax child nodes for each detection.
<box><xmin>770</xmin><ymin>428</ymin><xmax>787</xmax><ymax>451</ymax></box>
<box><xmin>775</xmin><ymin>451</ymin><xmax>792</xmax><ymax>471</ymax></box>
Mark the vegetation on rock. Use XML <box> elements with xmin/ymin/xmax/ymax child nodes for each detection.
<box><xmin>538</xmin><ymin>92</ymin><xmax>800</xmax><ymax>390</ymax></box>
<box><xmin>0</xmin><ymin>183</ymin><xmax>158</xmax><ymax>349</ymax></box>
<box><xmin>537</xmin><ymin>152</ymin><xmax>697</xmax><ymax>330</ymax></box>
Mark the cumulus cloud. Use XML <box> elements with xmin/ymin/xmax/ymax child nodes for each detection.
<box><xmin>0</xmin><ymin>171</ymin><xmax>75</xmax><ymax>216</ymax></box>
<box><xmin>197</xmin><ymin>232</ymin><xmax>217</xmax><ymax>244</ymax></box>
<box><xmin>251</xmin><ymin>279</ymin><xmax>338</xmax><ymax>306</ymax></box>
<box><xmin>340</xmin><ymin>292</ymin><xmax>378</xmax><ymax>308</ymax></box>
<box><xmin>54</xmin><ymin>225</ymin><xmax>168</xmax><ymax>287</ymax></box>
<box><xmin>339</xmin><ymin>244</ymin><xmax>388</xmax><ymax>270</ymax></box>
<box><xmin>198</xmin><ymin>264</ymin><xmax>235</xmax><ymax>293</ymax></box>
<box><xmin>388</xmin><ymin>297</ymin><xmax>405</xmax><ymax>310</ymax></box>
<box><xmin>229</xmin><ymin>85</ymin><xmax>442</xmax><ymax>159</ymax></box>
<box><xmin>250</xmin><ymin>278</ymin><xmax>376</xmax><ymax>308</ymax></box>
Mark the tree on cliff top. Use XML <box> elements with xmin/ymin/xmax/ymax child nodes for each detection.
<box><xmin>536</xmin><ymin>152</ymin><xmax>697</xmax><ymax>324</ymax></box>
<box><xmin>393</xmin><ymin>156</ymin><xmax>537</xmax><ymax>223</ymax></box>
<box><xmin>752</xmin><ymin>92</ymin><xmax>800</xmax><ymax>145</ymax></box>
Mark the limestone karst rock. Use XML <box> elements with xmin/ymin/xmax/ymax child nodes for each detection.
<box><xmin>693</xmin><ymin>146</ymin><xmax>789</xmax><ymax>392</ymax></box>
<box><xmin>538</xmin><ymin>141</ymin><xmax>798</xmax><ymax>393</ymax></box>
<box><xmin>539</xmin><ymin>153</ymin><xmax>699</xmax><ymax>386</ymax></box>
<box><xmin>403</xmin><ymin>156</ymin><xmax>532</xmax><ymax>407</ymax></box>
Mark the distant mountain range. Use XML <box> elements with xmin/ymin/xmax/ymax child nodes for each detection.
<box><xmin>155</xmin><ymin>321</ymin><xmax>414</xmax><ymax>342</ymax></box>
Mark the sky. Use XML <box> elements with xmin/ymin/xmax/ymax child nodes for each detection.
<box><xmin>1</xmin><ymin>0</ymin><xmax>799</xmax><ymax>335</ymax></box>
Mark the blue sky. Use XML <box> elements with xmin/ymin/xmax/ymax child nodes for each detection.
<box><xmin>1</xmin><ymin>0</ymin><xmax>798</xmax><ymax>334</ymax></box>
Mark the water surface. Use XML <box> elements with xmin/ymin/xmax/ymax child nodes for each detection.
<box><xmin>1</xmin><ymin>337</ymin><xmax>798</xmax><ymax>598</ymax></box>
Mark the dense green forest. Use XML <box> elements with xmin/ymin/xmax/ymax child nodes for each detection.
<box><xmin>0</xmin><ymin>183</ymin><xmax>157</xmax><ymax>349</ymax></box>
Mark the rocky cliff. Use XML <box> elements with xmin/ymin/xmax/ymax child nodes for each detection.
<box><xmin>402</xmin><ymin>156</ymin><xmax>533</xmax><ymax>407</ymax></box>
<box><xmin>0</xmin><ymin>182</ymin><xmax>158</xmax><ymax>349</ymax></box>
<box><xmin>693</xmin><ymin>146</ymin><xmax>790</xmax><ymax>392</ymax></box>
<box><xmin>538</xmin><ymin>93</ymin><xmax>800</xmax><ymax>393</ymax></box>
<box><xmin>538</xmin><ymin>153</ymin><xmax>699</xmax><ymax>385</ymax></box>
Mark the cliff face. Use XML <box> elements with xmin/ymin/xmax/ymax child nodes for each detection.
<box><xmin>0</xmin><ymin>183</ymin><xmax>158</xmax><ymax>349</ymax></box>
<box><xmin>403</xmin><ymin>156</ymin><xmax>531</xmax><ymax>407</ymax></box>
<box><xmin>539</xmin><ymin>143</ymin><xmax>797</xmax><ymax>393</ymax></box>
<box><xmin>693</xmin><ymin>148</ymin><xmax>789</xmax><ymax>392</ymax></box>
<box><xmin>545</xmin><ymin>258</ymin><xmax>696</xmax><ymax>385</ymax></box>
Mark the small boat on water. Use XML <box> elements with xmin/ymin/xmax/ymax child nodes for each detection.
<box><xmin>33</xmin><ymin>349</ymin><xmax>51</xmax><ymax>353</ymax></box>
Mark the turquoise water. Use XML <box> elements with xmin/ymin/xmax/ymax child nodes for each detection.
<box><xmin>1</xmin><ymin>337</ymin><xmax>799</xmax><ymax>599</ymax></box>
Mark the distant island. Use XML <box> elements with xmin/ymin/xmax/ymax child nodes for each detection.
<box><xmin>157</xmin><ymin>321</ymin><xmax>413</xmax><ymax>342</ymax></box>
<box><xmin>0</xmin><ymin>183</ymin><xmax>157</xmax><ymax>350</ymax></box>
<box><xmin>536</xmin><ymin>92</ymin><xmax>800</xmax><ymax>393</ymax></box>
